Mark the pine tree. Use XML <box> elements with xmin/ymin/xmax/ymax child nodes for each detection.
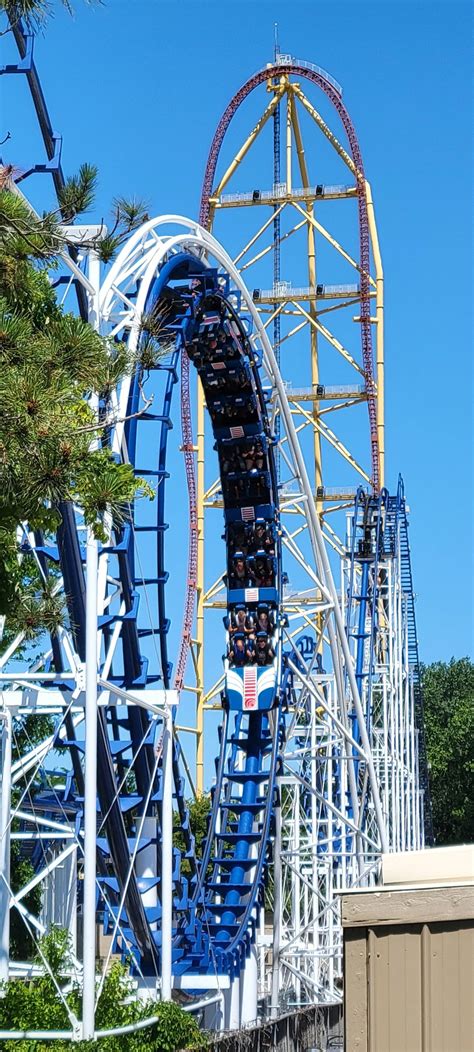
<box><xmin>0</xmin><ymin>1</ymin><xmax>97</xmax><ymax>31</ymax></box>
<box><xmin>0</xmin><ymin>171</ymin><xmax>154</xmax><ymax>641</ymax></box>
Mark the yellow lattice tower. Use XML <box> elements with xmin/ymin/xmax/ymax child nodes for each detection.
<box><xmin>190</xmin><ymin>56</ymin><xmax>384</xmax><ymax>790</ymax></box>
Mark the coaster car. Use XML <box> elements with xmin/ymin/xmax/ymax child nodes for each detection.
<box><xmin>225</xmin><ymin>660</ymin><xmax>278</xmax><ymax>712</ymax></box>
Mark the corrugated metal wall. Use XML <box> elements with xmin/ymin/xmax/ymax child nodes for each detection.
<box><xmin>342</xmin><ymin>886</ymin><xmax>474</xmax><ymax>1052</ymax></box>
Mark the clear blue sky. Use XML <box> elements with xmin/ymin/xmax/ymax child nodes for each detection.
<box><xmin>2</xmin><ymin>0</ymin><xmax>473</xmax><ymax>666</ymax></box>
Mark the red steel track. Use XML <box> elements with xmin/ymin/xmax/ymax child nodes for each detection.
<box><xmin>174</xmin><ymin>352</ymin><xmax>198</xmax><ymax>691</ymax></box>
<box><xmin>175</xmin><ymin>62</ymin><xmax>380</xmax><ymax>692</ymax></box>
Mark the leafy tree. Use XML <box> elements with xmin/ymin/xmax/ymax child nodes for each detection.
<box><xmin>422</xmin><ymin>657</ymin><xmax>474</xmax><ymax>845</ymax></box>
<box><xmin>0</xmin><ymin>6</ymin><xmax>203</xmax><ymax>1045</ymax></box>
<box><xmin>0</xmin><ymin>928</ymin><xmax>207</xmax><ymax>1050</ymax></box>
<box><xmin>0</xmin><ymin>166</ymin><xmax>163</xmax><ymax>956</ymax></box>
<box><xmin>0</xmin><ymin>174</ymin><xmax>155</xmax><ymax>640</ymax></box>
<box><xmin>187</xmin><ymin>794</ymin><xmax>212</xmax><ymax>856</ymax></box>
<box><xmin>0</xmin><ymin>1</ymin><xmax>99</xmax><ymax>32</ymax></box>
<box><xmin>173</xmin><ymin>795</ymin><xmax>211</xmax><ymax>879</ymax></box>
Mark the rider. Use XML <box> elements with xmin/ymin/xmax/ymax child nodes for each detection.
<box><xmin>250</xmin><ymin>553</ymin><xmax>274</xmax><ymax>588</ymax></box>
<box><xmin>256</xmin><ymin>605</ymin><xmax>274</xmax><ymax>635</ymax></box>
<box><xmin>227</xmin><ymin>522</ymin><xmax>248</xmax><ymax>555</ymax></box>
<box><xmin>249</xmin><ymin>519</ymin><xmax>274</xmax><ymax>555</ymax></box>
<box><xmin>254</xmin><ymin>631</ymin><xmax>275</xmax><ymax>667</ymax></box>
<box><xmin>229</xmin><ymin>552</ymin><xmax>249</xmax><ymax>589</ymax></box>
<box><xmin>229</xmin><ymin>633</ymin><xmax>254</xmax><ymax>667</ymax></box>
<box><xmin>230</xmin><ymin>604</ymin><xmax>255</xmax><ymax>638</ymax></box>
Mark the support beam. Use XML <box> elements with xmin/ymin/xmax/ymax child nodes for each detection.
<box><xmin>271</xmin><ymin>784</ymin><xmax>282</xmax><ymax>1019</ymax></box>
<box><xmin>160</xmin><ymin>708</ymin><xmax>173</xmax><ymax>1001</ymax></box>
<box><xmin>290</xmin><ymin>92</ymin><xmax>323</xmax><ymax>521</ymax></box>
<box><xmin>0</xmin><ymin>710</ymin><xmax>12</xmax><ymax>984</ymax></box>
<box><xmin>240</xmin><ymin>946</ymin><xmax>258</xmax><ymax>1026</ymax></box>
<box><xmin>225</xmin><ymin>976</ymin><xmax>241</xmax><ymax>1030</ymax></box>
<box><xmin>365</xmin><ymin>180</ymin><xmax>385</xmax><ymax>487</ymax></box>
<box><xmin>211</xmin><ymin>89</ymin><xmax>285</xmax><ymax>204</ymax></box>
<box><xmin>82</xmin><ymin>529</ymin><xmax>98</xmax><ymax>1041</ymax></box>
<box><xmin>196</xmin><ymin>381</ymin><xmax>205</xmax><ymax>794</ymax></box>
<box><xmin>82</xmin><ymin>245</ymin><xmax>101</xmax><ymax>1042</ymax></box>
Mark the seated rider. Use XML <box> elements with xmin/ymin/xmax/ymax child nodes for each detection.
<box><xmin>250</xmin><ymin>554</ymin><xmax>274</xmax><ymax>589</ymax></box>
<box><xmin>249</xmin><ymin>520</ymin><xmax>274</xmax><ymax>555</ymax></box>
<box><xmin>230</xmin><ymin>521</ymin><xmax>249</xmax><ymax>555</ymax></box>
<box><xmin>243</xmin><ymin>443</ymin><xmax>255</xmax><ymax>472</ymax></box>
<box><xmin>190</xmin><ymin>278</ymin><xmax>203</xmax><ymax>299</ymax></box>
<box><xmin>253</xmin><ymin>440</ymin><xmax>265</xmax><ymax>471</ymax></box>
<box><xmin>229</xmin><ymin>553</ymin><xmax>249</xmax><ymax>589</ymax></box>
<box><xmin>221</xmin><ymin>449</ymin><xmax>233</xmax><ymax>474</ymax></box>
<box><xmin>256</xmin><ymin>605</ymin><xmax>274</xmax><ymax>635</ymax></box>
<box><xmin>229</xmin><ymin>633</ymin><xmax>254</xmax><ymax>667</ymax></box>
<box><xmin>210</xmin><ymin>403</ymin><xmax>225</xmax><ymax>424</ymax></box>
<box><xmin>235</xmin><ymin>445</ymin><xmax>247</xmax><ymax>472</ymax></box>
<box><xmin>231</xmin><ymin>476</ymin><xmax>246</xmax><ymax>504</ymax></box>
<box><xmin>235</xmin><ymin>370</ymin><xmax>250</xmax><ymax>391</ymax></box>
<box><xmin>230</xmin><ymin>604</ymin><xmax>255</xmax><ymax>637</ymax></box>
<box><xmin>254</xmin><ymin>631</ymin><xmax>275</xmax><ymax>667</ymax></box>
<box><xmin>253</xmin><ymin>474</ymin><xmax>268</xmax><ymax>501</ymax></box>
<box><xmin>228</xmin><ymin>521</ymin><xmax>248</xmax><ymax>554</ymax></box>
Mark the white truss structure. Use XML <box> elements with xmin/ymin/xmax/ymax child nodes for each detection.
<box><xmin>1</xmin><ymin>216</ymin><xmax>393</xmax><ymax>1035</ymax></box>
<box><xmin>100</xmin><ymin>218</ymin><xmax>392</xmax><ymax>1012</ymax></box>
<box><xmin>261</xmin><ymin>506</ymin><xmax>425</xmax><ymax>1011</ymax></box>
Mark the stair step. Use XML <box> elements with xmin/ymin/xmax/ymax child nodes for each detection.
<box><xmin>211</xmin><ymin>857</ymin><xmax>256</xmax><ymax>871</ymax></box>
<box><xmin>97</xmin><ymin>836</ymin><xmax>152</xmax><ymax>855</ymax></box>
<box><xmin>222</xmin><ymin>801</ymin><xmax>266</xmax><ymax>815</ymax></box>
<box><xmin>225</xmin><ymin>771</ymin><xmax>269</xmax><ymax>783</ymax></box>
<box><xmin>229</xmin><ymin>736</ymin><xmax>273</xmax><ymax>751</ymax></box>
<box><xmin>205</xmin><ymin>923</ymin><xmax>240</xmax><ymax>938</ymax></box>
<box><xmin>215</xmin><ymin>831</ymin><xmax>262</xmax><ymax>844</ymax></box>
<box><xmin>206</xmin><ymin>881</ymin><xmax>252</xmax><ymax>895</ymax></box>
<box><xmin>98</xmin><ymin>875</ymin><xmax>160</xmax><ymax>893</ymax></box>
<box><xmin>105</xmin><ymin>904</ymin><xmax>162</xmax><ymax>925</ymax></box>
<box><xmin>204</xmin><ymin>901</ymin><xmax>247</xmax><ymax>916</ymax></box>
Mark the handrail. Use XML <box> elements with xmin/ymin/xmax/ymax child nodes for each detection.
<box><xmin>273</xmin><ymin>53</ymin><xmax>343</xmax><ymax>97</ymax></box>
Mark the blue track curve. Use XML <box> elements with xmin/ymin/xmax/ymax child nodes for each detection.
<box><xmin>137</xmin><ymin>256</ymin><xmax>288</xmax><ymax>976</ymax></box>
<box><xmin>27</xmin><ymin>253</ymin><xmax>289</xmax><ymax>980</ymax></box>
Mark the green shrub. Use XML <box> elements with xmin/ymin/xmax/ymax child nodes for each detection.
<box><xmin>0</xmin><ymin>929</ymin><xmax>207</xmax><ymax>1050</ymax></box>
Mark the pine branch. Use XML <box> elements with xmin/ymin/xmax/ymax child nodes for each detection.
<box><xmin>0</xmin><ymin>0</ymin><xmax>102</xmax><ymax>33</ymax></box>
<box><xmin>57</xmin><ymin>162</ymin><xmax>98</xmax><ymax>221</ymax></box>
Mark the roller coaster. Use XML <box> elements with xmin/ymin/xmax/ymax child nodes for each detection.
<box><xmin>0</xmin><ymin>18</ymin><xmax>432</xmax><ymax>1039</ymax></box>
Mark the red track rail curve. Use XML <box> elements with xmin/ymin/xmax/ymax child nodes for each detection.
<box><xmin>199</xmin><ymin>63</ymin><xmax>380</xmax><ymax>491</ymax></box>
<box><xmin>174</xmin><ymin>352</ymin><xmax>198</xmax><ymax>692</ymax></box>
<box><xmin>175</xmin><ymin>61</ymin><xmax>380</xmax><ymax>693</ymax></box>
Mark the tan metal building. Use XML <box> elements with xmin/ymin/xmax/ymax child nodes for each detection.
<box><xmin>341</xmin><ymin>846</ymin><xmax>474</xmax><ymax>1052</ymax></box>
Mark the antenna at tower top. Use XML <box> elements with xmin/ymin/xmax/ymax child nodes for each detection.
<box><xmin>274</xmin><ymin>22</ymin><xmax>279</xmax><ymax>61</ymax></box>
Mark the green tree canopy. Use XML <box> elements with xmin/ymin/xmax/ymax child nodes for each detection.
<box><xmin>422</xmin><ymin>657</ymin><xmax>474</xmax><ymax>845</ymax></box>
<box><xmin>0</xmin><ymin>1</ymin><xmax>98</xmax><ymax>31</ymax></box>
<box><xmin>0</xmin><ymin>928</ymin><xmax>206</xmax><ymax>1050</ymax></box>
<box><xmin>0</xmin><ymin>173</ymin><xmax>156</xmax><ymax>641</ymax></box>
<box><xmin>173</xmin><ymin>794</ymin><xmax>211</xmax><ymax>879</ymax></box>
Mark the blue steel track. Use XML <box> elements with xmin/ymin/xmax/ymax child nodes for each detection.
<box><xmin>24</xmin><ymin>248</ymin><xmax>290</xmax><ymax>979</ymax></box>
<box><xmin>117</xmin><ymin>256</ymin><xmax>288</xmax><ymax>976</ymax></box>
